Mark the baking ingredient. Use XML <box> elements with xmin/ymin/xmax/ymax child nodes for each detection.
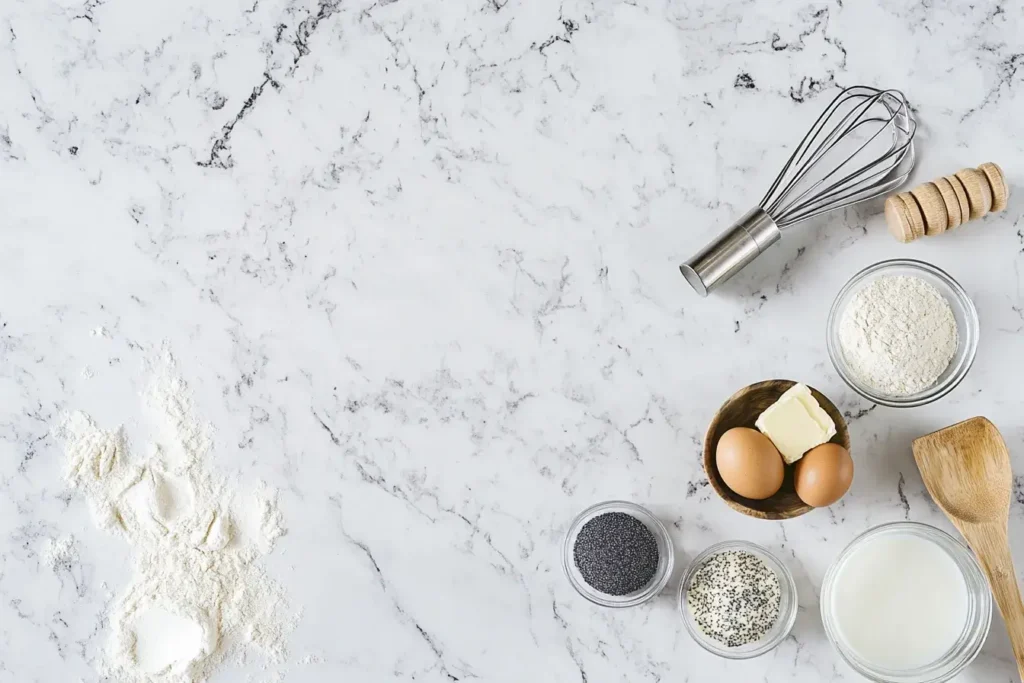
<box><xmin>56</xmin><ymin>353</ymin><xmax>294</xmax><ymax>683</ymax></box>
<box><xmin>794</xmin><ymin>443</ymin><xmax>853</xmax><ymax>507</ymax></box>
<box><xmin>573</xmin><ymin>512</ymin><xmax>659</xmax><ymax>596</ymax></box>
<box><xmin>42</xmin><ymin>537</ymin><xmax>78</xmax><ymax>573</ymax></box>
<box><xmin>754</xmin><ymin>384</ymin><xmax>836</xmax><ymax>464</ymax></box>
<box><xmin>830</xmin><ymin>531</ymin><xmax>968</xmax><ymax>670</ymax></box>
<box><xmin>687</xmin><ymin>549</ymin><xmax>781</xmax><ymax>647</ymax></box>
<box><xmin>839</xmin><ymin>275</ymin><xmax>958</xmax><ymax>396</ymax></box>
<box><xmin>715</xmin><ymin>428</ymin><xmax>784</xmax><ymax>500</ymax></box>
<box><xmin>133</xmin><ymin>606</ymin><xmax>206</xmax><ymax>674</ymax></box>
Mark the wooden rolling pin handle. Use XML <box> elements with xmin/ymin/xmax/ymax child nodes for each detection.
<box><xmin>885</xmin><ymin>162</ymin><xmax>1009</xmax><ymax>243</ymax></box>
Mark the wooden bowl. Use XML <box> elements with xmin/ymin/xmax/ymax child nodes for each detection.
<box><xmin>703</xmin><ymin>379</ymin><xmax>850</xmax><ymax>520</ymax></box>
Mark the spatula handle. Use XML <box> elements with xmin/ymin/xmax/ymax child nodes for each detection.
<box><xmin>963</xmin><ymin>522</ymin><xmax>1024</xmax><ymax>680</ymax></box>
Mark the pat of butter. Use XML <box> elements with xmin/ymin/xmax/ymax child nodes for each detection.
<box><xmin>755</xmin><ymin>383</ymin><xmax>836</xmax><ymax>464</ymax></box>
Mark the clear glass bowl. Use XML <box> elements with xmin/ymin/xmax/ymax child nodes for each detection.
<box><xmin>561</xmin><ymin>501</ymin><xmax>674</xmax><ymax>608</ymax></box>
<box><xmin>821</xmin><ymin>522</ymin><xmax>991</xmax><ymax>682</ymax></box>
<box><xmin>826</xmin><ymin>259</ymin><xmax>979</xmax><ymax>407</ymax></box>
<box><xmin>678</xmin><ymin>540</ymin><xmax>798</xmax><ymax>659</ymax></box>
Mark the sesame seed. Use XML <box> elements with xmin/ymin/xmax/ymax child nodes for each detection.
<box><xmin>687</xmin><ymin>549</ymin><xmax>781</xmax><ymax>647</ymax></box>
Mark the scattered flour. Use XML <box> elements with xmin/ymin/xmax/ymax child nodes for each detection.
<box><xmin>42</xmin><ymin>537</ymin><xmax>79</xmax><ymax>573</ymax></box>
<box><xmin>56</xmin><ymin>353</ymin><xmax>295</xmax><ymax>682</ymax></box>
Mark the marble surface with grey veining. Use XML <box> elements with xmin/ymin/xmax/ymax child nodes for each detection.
<box><xmin>2</xmin><ymin>0</ymin><xmax>1024</xmax><ymax>681</ymax></box>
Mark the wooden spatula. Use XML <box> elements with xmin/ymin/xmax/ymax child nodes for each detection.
<box><xmin>913</xmin><ymin>417</ymin><xmax>1024</xmax><ymax>679</ymax></box>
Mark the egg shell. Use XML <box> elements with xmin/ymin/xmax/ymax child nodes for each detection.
<box><xmin>794</xmin><ymin>443</ymin><xmax>854</xmax><ymax>507</ymax></box>
<box><xmin>715</xmin><ymin>427</ymin><xmax>785</xmax><ymax>500</ymax></box>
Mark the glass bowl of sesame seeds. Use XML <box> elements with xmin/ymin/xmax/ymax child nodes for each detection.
<box><xmin>678</xmin><ymin>540</ymin><xmax>798</xmax><ymax>659</ymax></box>
<box><xmin>562</xmin><ymin>501</ymin><xmax>675</xmax><ymax>608</ymax></box>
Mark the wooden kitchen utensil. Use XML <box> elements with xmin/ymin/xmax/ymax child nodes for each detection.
<box><xmin>913</xmin><ymin>417</ymin><xmax>1024</xmax><ymax>680</ymax></box>
<box><xmin>884</xmin><ymin>193</ymin><xmax>925</xmax><ymax>243</ymax></box>
<box><xmin>955</xmin><ymin>168</ymin><xmax>993</xmax><ymax>219</ymax></box>
<box><xmin>980</xmin><ymin>162</ymin><xmax>1009</xmax><ymax>212</ymax></box>
<box><xmin>945</xmin><ymin>173</ymin><xmax>971</xmax><ymax>227</ymax></box>
<box><xmin>885</xmin><ymin>162</ymin><xmax>1009</xmax><ymax>242</ymax></box>
<box><xmin>910</xmin><ymin>182</ymin><xmax>948</xmax><ymax>236</ymax></box>
<box><xmin>933</xmin><ymin>177</ymin><xmax>963</xmax><ymax>230</ymax></box>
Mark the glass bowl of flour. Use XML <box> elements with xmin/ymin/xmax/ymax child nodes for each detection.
<box><xmin>827</xmin><ymin>259</ymin><xmax>979</xmax><ymax>408</ymax></box>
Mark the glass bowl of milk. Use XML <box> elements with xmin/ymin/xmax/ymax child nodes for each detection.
<box><xmin>821</xmin><ymin>521</ymin><xmax>992</xmax><ymax>682</ymax></box>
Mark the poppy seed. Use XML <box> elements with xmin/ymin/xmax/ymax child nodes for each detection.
<box><xmin>573</xmin><ymin>512</ymin><xmax>659</xmax><ymax>596</ymax></box>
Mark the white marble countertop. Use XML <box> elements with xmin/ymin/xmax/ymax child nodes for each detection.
<box><xmin>2</xmin><ymin>0</ymin><xmax>1024</xmax><ymax>681</ymax></box>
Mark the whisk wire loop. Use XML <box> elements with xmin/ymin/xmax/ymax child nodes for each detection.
<box><xmin>760</xmin><ymin>85</ymin><xmax>917</xmax><ymax>229</ymax></box>
<box><xmin>680</xmin><ymin>84</ymin><xmax>917</xmax><ymax>296</ymax></box>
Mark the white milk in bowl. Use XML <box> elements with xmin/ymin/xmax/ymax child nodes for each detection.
<box><xmin>826</xmin><ymin>525</ymin><xmax>981</xmax><ymax>673</ymax></box>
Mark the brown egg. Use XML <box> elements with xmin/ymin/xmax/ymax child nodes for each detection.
<box><xmin>794</xmin><ymin>443</ymin><xmax>854</xmax><ymax>507</ymax></box>
<box><xmin>715</xmin><ymin>427</ymin><xmax>785</xmax><ymax>500</ymax></box>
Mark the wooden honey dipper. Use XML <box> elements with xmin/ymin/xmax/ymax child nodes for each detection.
<box><xmin>885</xmin><ymin>162</ymin><xmax>1009</xmax><ymax>242</ymax></box>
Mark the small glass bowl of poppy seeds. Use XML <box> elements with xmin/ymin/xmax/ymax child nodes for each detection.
<box><xmin>679</xmin><ymin>540</ymin><xmax>797</xmax><ymax>659</ymax></box>
<box><xmin>562</xmin><ymin>501</ymin><xmax>674</xmax><ymax>608</ymax></box>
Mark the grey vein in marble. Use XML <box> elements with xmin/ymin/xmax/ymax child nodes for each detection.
<box><xmin>1</xmin><ymin>0</ymin><xmax>1024</xmax><ymax>681</ymax></box>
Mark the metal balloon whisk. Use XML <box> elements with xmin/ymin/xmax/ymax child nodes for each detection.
<box><xmin>681</xmin><ymin>85</ymin><xmax>917</xmax><ymax>296</ymax></box>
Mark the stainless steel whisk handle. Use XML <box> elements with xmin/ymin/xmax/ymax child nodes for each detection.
<box><xmin>678</xmin><ymin>208</ymin><xmax>781</xmax><ymax>297</ymax></box>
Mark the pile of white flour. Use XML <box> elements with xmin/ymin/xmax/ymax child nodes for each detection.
<box><xmin>57</xmin><ymin>355</ymin><xmax>293</xmax><ymax>682</ymax></box>
<box><xmin>838</xmin><ymin>274</ymin><xmax>959</xmax><ymax>396</ymax></box>
<box><xmin>42</xmin><ymin>536</ymin><xmax>79</xmax><ymax>573</ymax></box>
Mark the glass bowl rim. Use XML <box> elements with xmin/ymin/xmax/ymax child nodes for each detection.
<box><xmin>561</xmin><ymin>500</ymin><xmax>675</xmax><ymax>608</ymax></box>
<box><xmin>819</xmin><ymin>521</ymin><xmax>992</xmax><ymax>682</ymax></box>
<box><xmin>826</xmin><ymin>258</ymin><xmax>979</xmax><ymax>408</ymax></box>
<box><xmin>677</xmin><ymin>540</ymin><xmax>798</xmax><ymax>659</ymax></box>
